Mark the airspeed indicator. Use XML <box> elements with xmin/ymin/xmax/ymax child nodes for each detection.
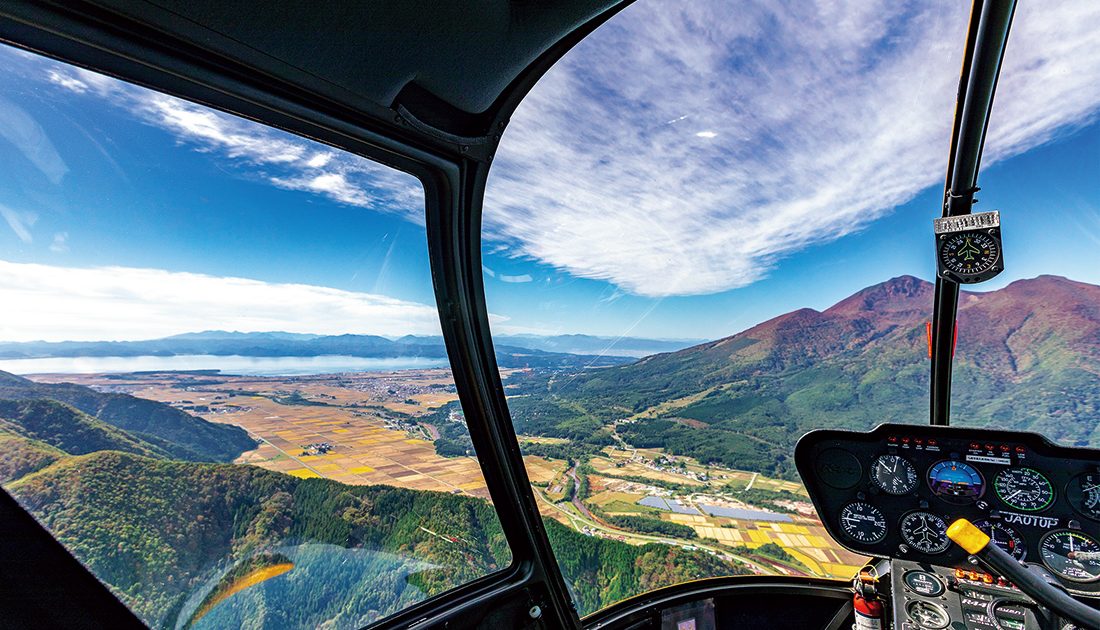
<box><xmin>995</xmin><ymin>468</ymin><xmax>1054</xmax><ymax>512</ymax></box>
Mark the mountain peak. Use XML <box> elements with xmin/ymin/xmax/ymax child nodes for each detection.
<box><xmin>826</xmin><ymin>275</ymin><xmax>934</xmax><ymax>315</ymax></box>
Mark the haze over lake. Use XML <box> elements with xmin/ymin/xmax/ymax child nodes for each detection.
<box><xmin>0</xmin><ymin>354</ymin><xmax>451</xmax><ymax>376</ymax></box>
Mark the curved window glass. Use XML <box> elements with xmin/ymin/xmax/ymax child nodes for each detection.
<box><xmin>484</xmin><ymin>0</ymin><xmax>1098</xmax><ymax>616</ymax></box>
<box><xmin>947</xmin><ymin>0</ymin><xmax>1100</xmax><ymax>446</ymax></box>
<box><xmin>0</xmin><ymin>45</ymin><xmax>509</xmax><ymax>628</ymax></box>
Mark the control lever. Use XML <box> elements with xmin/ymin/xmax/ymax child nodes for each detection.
<box><xmin>947</xmin><ymin>519</ymin><xmax>1100</xmax><ymax>630</ymax></box>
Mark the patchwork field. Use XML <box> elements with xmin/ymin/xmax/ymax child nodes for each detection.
<box><xmin>40</xmin><ymin>370</ymin><xmax>493</xmax><ymax>499</ymax></box>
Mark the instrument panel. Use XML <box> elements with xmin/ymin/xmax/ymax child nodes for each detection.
<box><xmin>795</xmin><ymin>423</ymin><xmax>1100</xmax><ymax>596</ymax></box>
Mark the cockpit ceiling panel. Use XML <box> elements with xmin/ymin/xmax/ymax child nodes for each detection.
<box><xmin>81</xmin><ymin>0</ymin><xmax>622</xmax><ymax>115</ymax></box>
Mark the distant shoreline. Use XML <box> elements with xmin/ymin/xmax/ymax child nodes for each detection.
<box><xmin>0</xmin><ymin>354</ymin><xmax>451</xmax><ymax>377</ymax></box>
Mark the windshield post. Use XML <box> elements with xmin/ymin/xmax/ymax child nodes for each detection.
<box><xmin>930</xmin><ymin>0</ymin><xmax>1018</xmax><ymax>426</ymax></box>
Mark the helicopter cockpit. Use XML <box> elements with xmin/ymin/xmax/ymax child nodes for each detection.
<box><xmin>0</xmin><ymin>1</ymin><xmax>1098</xmax><ymax>629</ymax></box>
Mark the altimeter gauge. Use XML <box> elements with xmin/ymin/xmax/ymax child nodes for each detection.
<box><xmin>839</xmin><ymin>502</ymin><xmax>888</xmax><ymax>544</ymax></box>
<box><xmin>1067</xmin><ymin>472</ymin><xmax>1100</xmax><ymax>521</ymax></box>
<box><xmin>871</xmin><ymin>454</ymin><xmax>918</xmax><ymax>495</ymax></box>
<box><xmin>995</xmin><ymin>468</ymin><xmax>1054</xmax><ymax>512</ymax></box>
<box><xmin>900</xmin><ymin>511</ymin><xmax>951</xmax><ymax>554</ymax></box>
<box><xmin>1039</xmin><ymin>530</ymin><xmax>1100</xmax><ymax>583</ymax></box>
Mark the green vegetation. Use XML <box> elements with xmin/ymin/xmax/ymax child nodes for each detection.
<box><xmin>730</xmin><ymin>488</ymin><xmax>802</xmax><ymax>514</ymax></box>
<box><xmin>268</xmin><ymin>392</ymin><xmax>331</xmax><ymax>407</ymax></box>
<box><xmin>8</xmin><ymin>451</ymin><xmax>511</xmax><ymax>627</ymax></box>
<box><xmin>0</xmin><ymin>399</ymin><xmax>171</xmax><ymax>459</ymax></box>
<box><xmin>604</xmin><ymin>515</ymin><xmax>696</xmax><ymax>539</ymax></box>
<box><xmin>544</xmin><ymin>519</ymin><xmax>750</xmax><ymax>615</ymax></box>
<box><xmin>0</xmin><ymin>429</ymin><xmax>65</xmax><ymax>483</ymax></box>
<box><xmin>732</xmin><ymin>542</ymin><xmax>810</xmax><ymax>573</ymax></box>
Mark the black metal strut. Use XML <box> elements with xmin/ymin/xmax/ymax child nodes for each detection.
<box><xmin>930</xmin><ymin>0</ymin><xmax>1018</xmax><ymax>426</ymax></box>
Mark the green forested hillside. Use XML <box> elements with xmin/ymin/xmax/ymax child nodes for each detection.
<box><xmin>0</xmin><ymin>429</ymin><xmax>65</xmax><ymax>483</ymax></box>
<box><xmin>505</xmin><ymin>276</ymin><xmax>1100</xmax><ymax>477</ymax></box>
<box><xmin>0</xmin><ymin>371</ymin><xmax>256</xmax><ymax>462</ymax></box>
<box><xmin>0</xmin><ymin>399</ymin><xmax>171</xmax><ymax>459</ymax></box>
<box><xmin>7</xmin><ymin>451</ymin><xmax>511</xmax><ymax>627</ymax></box>
<box><xmin>544</xmin><ymin>519</ymin><xmax>749</xmax><ymax>614</ymax></box>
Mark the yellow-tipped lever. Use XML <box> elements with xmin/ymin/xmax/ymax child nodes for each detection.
<box><xmin>946</xmin><ymin>518</ymin><xmax>990</xmax><ymax>555</ymax></box>
<box><xmin>948</xmin><ymin>517</ymin><xmax>1100</xmax><ymax>628</ymax></box>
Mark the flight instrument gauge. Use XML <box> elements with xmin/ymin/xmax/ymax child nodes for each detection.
<box><xmin>974</xmin><ymin>519</ymin><xmax>1026</xmax><ymax>560</ymax></box>
<box><xmin>871</xmin><ymin>454</ymin><xmax>918</xmax><ymax>495</ymax></box>
<box><xmin>939</xmin><ymin>233</ymin><xmax>1000</xmax><ymax>276</ymax></box>
<box><xmin>995</xmin><ymin>468</ymin><xmax>1054</xmax><ymax>512</ymax></box>
<box><xmin>839</xmin><ymin>502</ymin><xmax>888</xmax><ymax>544</ymax></box>
<box><xmin>900</xmin><ymin>512</ymin><xmax>950</xmax><ymax>554</ymax></box>
<box><xmin>1039</xmin><ymin>531</ymin><xmax>1100</xmax><ymax>583</ymax></box>
<box><xmin>1067</xmin><ymin>472</ymin><xmax>1100</xmax><ymax>521</ymax></box>
<box><xmin>933</xmin><ymin>211</ymin><xmax>1004</xmax><ymax>284</ymax></box>
<box><xmin>928</xmin><ymin>460</ymin><xmax>984</xmax><ymax>503</ymax></box>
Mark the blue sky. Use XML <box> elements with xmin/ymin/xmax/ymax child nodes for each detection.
<box><xmin>0</xmin><ymin>0</ymin><xmax>1098</xmax><ymax>343</ymax></box>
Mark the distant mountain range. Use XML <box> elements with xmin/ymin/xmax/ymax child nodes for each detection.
<box><xmin>0</xmin><ymin>331</ymin><xmax>700</xmax><ymax>370</ymax></box>
<box><xmin>506</xmin><ymin>275</ymin><xmax>1100</xmax><ymax>477</ymax></box>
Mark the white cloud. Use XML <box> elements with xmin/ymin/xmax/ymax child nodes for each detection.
<box><xmin>49</xmin><ymin>232</ymin><xmax>68</xmax><ymax>252</ymax></box>
<box><xmin>0</xmin><ymin>204</ymin><xmax>37</xmax><ymax>243</ymax></box>
<box><xmin>0</xmin><ymin>260</ymin><xmax>449</xmax><ymax>342</ymax></box>
<box><xmin>39</xmin><ymin>63</ymin><xmax>424</xmax><ymax>220</ymax></box>
<box><xmin>46</xmin><ymin>69</ymin><xmax>88</xmax><ymax>93</ymax></box>
<box><xmin>483</xmin><ymin>0</ymin><xmax>1100</xmax><ymax>296</ymax></box>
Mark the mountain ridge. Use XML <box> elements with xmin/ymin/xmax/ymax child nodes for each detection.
<box><xmin>0</xmin><ymin>371</ymin><xmax>256</xmax><ymax>462</ymax></box>
<box><xmin>506</xmin><ymin>274</ymin><xmax>1100</xmax><ymax>475</ymax></box>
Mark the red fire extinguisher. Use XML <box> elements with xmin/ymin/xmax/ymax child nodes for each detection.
<box><xmin>853</xmin><ymin>592</ymin><xmax>884</xmax><ymax>630</ymax></box>
<box><xmin>853</xmin><ymin>565</ymin><xmax>885</xmax><ymax>630</ymax></box>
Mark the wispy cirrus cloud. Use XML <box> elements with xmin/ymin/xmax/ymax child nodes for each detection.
<box><xmin>484</xmin><ymin>0</ymin><xmax>1100</xmax><ymax>296</ymax></box>
<box><xmin>40</xmin><ymin>62</ymin><xmax>424</xmax><ymax>221</ymax></box>
<box><xmin>0</xmin><ymin>260</ymin><xmax>454</xmax><ymax>342</ymax></box>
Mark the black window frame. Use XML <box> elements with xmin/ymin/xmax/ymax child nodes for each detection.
<box><xmin>0</xmin><ymin>1</ymin><xmax>629</xmax><ymax>628</ymax></box>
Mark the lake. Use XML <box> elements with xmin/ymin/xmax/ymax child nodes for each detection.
<box><xmin>0</xmin><ymin>355</ymin><xmax>451</xmax><ymax>376</ymax></box>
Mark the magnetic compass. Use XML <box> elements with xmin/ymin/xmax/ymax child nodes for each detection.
<box><xmin>933</xmin><ymin>210</ymin><xmax>1004</xmax><ymax>284</ymax></box>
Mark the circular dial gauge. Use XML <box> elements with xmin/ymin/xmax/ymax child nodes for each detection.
<box><xmin>939</xmin><ymin>232</ymin><xmax>1000</xmax><ymax>276</ymax></box>
<box><xmin>871</xmin><ymin>454</ymin><xmax>918</xmax><ymax>495</ymax></box>
<box><xmin>995</xmin><ymin>468</ymin><xmax>1054</xmax><ymax>512</ymax></box>
<box><xmin>839</xmin><ymin>502</ymin><xmax>887</xmax><ymax>544</ymax></box>
<box><xmin>973</xmin><ymin>519</ymin><xmax>1026</xmax><ymax>561</ymax></box>
<box><xmin>928</xmin><ymin>460</ymin><xmax>984</xmax><ymax>503</ymax></box>
<box><xmin>1039</xmin><ymin>530</ymin><xmax>1100</xmax><ymax>583</ymax></box>
<box><xmin>1067</xmin><ymin>472</ymin><xmax>1100</xmax><ymax>521</ymax></box>
<box><xmin>905</xmin><ymin>600</ymin><xmax>950</xmax><ymax>630</ymax></box>
<box><xmin>900</xmin><ymin>512</ymin><xmax>951</xmax><ymax>554</ymax></box>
